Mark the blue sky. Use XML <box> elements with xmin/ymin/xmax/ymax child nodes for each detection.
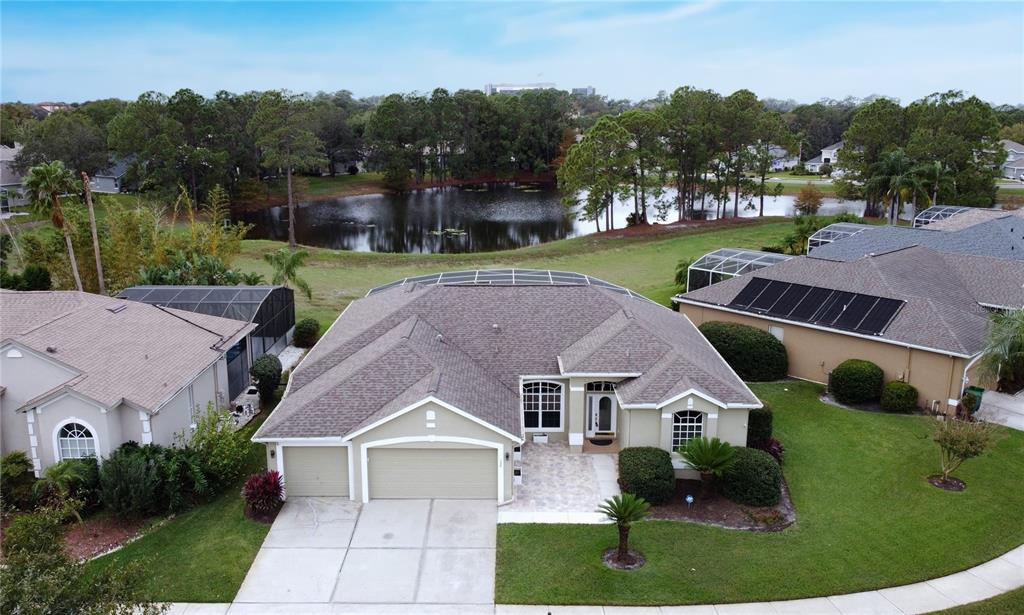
<box><xmin>1</xmin><ymin>1</ymin><xmax>1021</xmax><ymax>104</ymax></box>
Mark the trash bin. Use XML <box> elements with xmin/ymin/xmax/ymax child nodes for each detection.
<box><xmin>964</xmin><ymin>386</ymin><xmax>984</xmax><ymax>413</ymax></box>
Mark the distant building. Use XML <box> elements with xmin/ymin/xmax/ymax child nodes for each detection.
<box><xmin>89</xmin><ymin>158</ymin><xmax>132</xmax><ymax>194</ymax></box>
<box><xmin>484</xmin><ymin>82</ymin><xmax>556</xmax><ymax>95</ymax></box>
<box><xmin>571</xmin><ymin>86</ymin><xmax>596</xmax><ymax>96</ymax></box>
<box><xmin>0</xmin><ymin>144</ymin><xmax>27</xmax><ymax>212</ymax></box>
<box><xmin>748</xmin><ymin>144</ymin><xmax>798</xmax><ymax>171</ymax></box>
<box><xmin>36</xmin><ymin>102</ymin><xmax>71</xmax><ymax>115</ymax></box>
<box><xmin>804</xmin><ymin>141</ymin><xmax>843</xmax><ymax>173</ymax></box>
<box><xmin>1000</xmin><ymin>139</ymin><xmax>1024</xmax><ymax>180</ymax></box>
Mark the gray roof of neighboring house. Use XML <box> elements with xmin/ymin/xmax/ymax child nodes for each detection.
<box><xmin>807</xmin><ymin>214</ymin><xmax>1024</xmax><ymax>262</ymax></box>
<box><xmin>0</xmin><ymin>290</ymin><xmax>253</xmax><ymax>411</ymax></box>
<box><xmin>0</xmin><ymin>145</ymin><xmax>23</xmax><ymax>187</ymax></box>
<box><xmin>823</xmin><ymin>141</ymin><xmax>844</xmax><ymax>150</ymax></box>
<box><xmin>804</xmin><ymin>155</ymin><xmax>823</xmax><ymax>165</ymax></box>
<box><xmin>96</xmin><ymin>157</ymin><xmax>131</xmax><ymax>179</ymax></box>
<box><xmin>677</xmin><ymin>246</ymin><xmax>1024</xmax><ymax>356</ymax></box>
<box><xmin>1002</xmin><ymin>139</ymin><xmax>1024</xmax><ymax>153</ymax></box>
<box><xmin>255</xmin><ymin>280</ymin><xmax>760</xmax><ymax>440</ymax></box>
<box><xmin>924</xmin><ymin>208</ymin><xmax>1024</xmax><ymax>232</ymax></box>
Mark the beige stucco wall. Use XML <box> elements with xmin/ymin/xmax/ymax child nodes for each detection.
<box><xmin>0</xmin><ymin>345</ymin><xmax>78</xmax><ymax>459</ymax></box>
<box><xmin>679</xmin><ymin>303</ymin><xmax>970</xmax><ymax>413</ymax></box>
<box><xmin>33</xmin><ymin>394</ymin><xmax>122</xmax><ymax>469</ymax></box>
<box><xmin>347</xmin><ymin>400</ymin><xmax>518</xmax><ymax>502</ymax></box>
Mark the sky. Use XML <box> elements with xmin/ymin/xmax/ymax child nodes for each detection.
<box><xmin>1</xmin><ymin>1</ymin><xmax>1022</xmax><ymax>105</ymax></box>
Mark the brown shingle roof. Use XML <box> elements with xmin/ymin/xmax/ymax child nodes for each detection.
<box><xmin>0</xmin><ymin>290</ymin><xmax>253</xmax><ymax>410</ymax></box>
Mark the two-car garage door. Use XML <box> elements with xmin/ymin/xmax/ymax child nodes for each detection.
<box><xmin>367</xmin><ymin>447</ymin><xmax>497</xmax><ymax>499</ymax></box>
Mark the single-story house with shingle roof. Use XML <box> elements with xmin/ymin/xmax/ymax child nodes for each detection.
<box><xmin>253</xmin><ymin>270</ymin><xmax>761</xmax><ymax>502</ymax></box>
<box><xmin>0</xmin><ymin>290</ymin><xmax>253</xmax><ymax>475</ymax></box>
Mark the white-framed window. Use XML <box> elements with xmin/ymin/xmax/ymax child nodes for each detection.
<box><xmin>672</xmin><ymin>410</ymin><xmax>704</xmax><ymax>449</ymax></box>
<box><xmin>57</xmin><ymin>422</ymin><xmax>97</xmax><ymax>460</ymax></box>
<box><xmin>585</xmin><ymin>381</ymin><xmax>616</xmax><ymax>392</ymax></box>
<box><xmin>522</xmin><ymin>381</ymin><xmax>564</xmax><ymax>431</ymax></box>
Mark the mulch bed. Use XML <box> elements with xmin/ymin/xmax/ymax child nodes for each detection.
<box><xmin>63</xmin><ymin>513</ymin><xmax>153</xmax><ymax>561</ymax></box>
<box><xmin>928</xmin><ymin>475</ymin><xmax>966</xmax><ymax>492</ymax></box>
<box><xmin>602</xmin><ymin>547</ymin><xmax>646</xmax><ymax>571</ymax></box>
<box><xmin>648</xmin><ymin>479</ymin><xmax>796</xmax><ymax>532</ymax></box>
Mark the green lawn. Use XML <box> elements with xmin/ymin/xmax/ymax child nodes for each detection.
<box><xmin>81</xmin><ymin>401</ymin><xmax>274</xmax><ymax>602</ymax></box>
<box><xmin>934</xmin><ymin>586</ymin><xmax>1024</xmax><ymax>614</ymax></box>
<box><xmin>495</xmin><ymin>381</ymin><xmax>1024</xmax><ymax>606</ymax></box>
<box><xmin>234</xmin><ymin>217</ymin><xmax>796</xmax><ymax>329</ymax></box>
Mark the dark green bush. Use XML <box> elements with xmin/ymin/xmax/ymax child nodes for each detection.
<box><xmin>2</xmin><ymin>508</ymin><xmax>64</xmax><ymax>557</ymax></box>
<box><xmin>99</xmin><ymin>448</ymin><xmax>161</xmax><ymax>518</ymax></box>
<box><xmin>721</xmin><ymin>447</ymin><xmax>782</xmax><ymax>507</ymax></box>
<box><xmin>881</xmin><ymin>381</ymin><xmax>919</xmax><ymax>413</ymax></box>
<box><xmin>1</xmin><ymin>451</ymin><xmax>37</xmax><ymax>511</ymax></box>
<box><xmin>698</xmin><ymin>322</ymin><xmax>788</xmax><ymax>381</ymax></box>
<box><xmin>251</xmin><ymin>353</ymin><xmax>283</xmax><ymax>401</ymax></box>
<box><xmin>830</xmin><ymin>359</ymin><xmax>884</xmax><ymax>404</ymax></box>
<box><xmin>293</xmin><ymin>318</ymin><xmax>320</xmax><ymax>348</ymax></box>
<box><xmin>19</xmin><ymin>265</ymin><xmax>52</xmax><ymax>290</ymax></box>
<box><xmin>746</xmin><ymin>405</ymin><xmax>774</xmax><ymax>447</ymax></box>
<box><xmin>618</xmin><ymin>447</ymin><xmax>675</xmax><ymax>505</ymax></box>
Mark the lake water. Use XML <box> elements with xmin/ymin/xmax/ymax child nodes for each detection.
<box><xmin>239</xmin><ymin>184</ymin><xmax>871</xmax><ymax>253</ymax></box>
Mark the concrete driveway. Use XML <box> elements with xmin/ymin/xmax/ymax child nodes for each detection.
<box><xmin>234</xmin><ymin>497</ymin><xmax>496</xmax><ymax>611</ymax></box>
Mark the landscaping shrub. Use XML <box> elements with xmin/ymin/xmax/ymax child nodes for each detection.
<box><xmin>618</xmin><ymin>447</ymin><xmax>675</xmax><ymax>505</ymax></box>
<box><xmin>347</xmin><ymin>165</ymin><xmax>359</xmax><ymax>175</ymax></box>
<box><xmin>0</xmin><ymin>451</ymin><xmax>37</xmax><ymax>511</ymax></box>
<box><xmin>830</xmin><ymin>359</ymin><xmax>884</xmax><ymax>404</ymax></box>
<box><xmin>698</xmin><ymin>322</ymin><xmax>788</xmax><ymax>381</ymax></box>
<box><xmin>746</xmin><ymin>405</ymin><xmax>774</xmax><ymax>447</ymax></box>
<box><xmin>293</xmin><ymin>318</ymin><xmax>320</xmax><ymax>348</ymax></box>
<box><xmin>190</xmin><ymin>406</ymin><xmax>250</xmax><ymax>492</ymax></box>
<box><xmin>242</xmin><ymin>470</ymin><xmax>284</xmax><ymax>520</ymax></box>
<box><xmin>720</xmin><ymin>447</ymin><xmax>783</xmax><ymax>507</ymax></box>
<box><xmin>19</xmin><ymin>264</ymin><xmax>52</xmax><ymax>290</ymax></box>
<box><xmin>251</xmin><ymin>353</ymin><xmax>283</xmax><ymax>401</ymax></box>
<box><xmin>99</xmin><ymin>447</ymin><xmax>161</xmax><ymax>518</ymax></box>
<box><xmin>156</xmin><ymin>446</ymin><xmax>209</xmax><ymax>513</ymax></box>
<box><xmin>881</xmin><ymin>381</ymin><xmax>919</xmax><ymax>413</ymax></box>
<box><xmin>35</xmin><ymin>457</ymin><xmax>101</xmax><ymax>511</ymax></box>
<box><xmin>752</xmin><ymin>437</ymin><xmax>786</xmax><ymax>464</ymax></box>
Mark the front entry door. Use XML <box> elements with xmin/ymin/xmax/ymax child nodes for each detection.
<box><xmin>586</xmin><ymin>394</ymin><xmax>617</xmax><ymax>437</ymax></box>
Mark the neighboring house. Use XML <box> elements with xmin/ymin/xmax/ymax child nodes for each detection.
<box><xmin>90</xmin><ymin>158</ymin><xmax>131</xmax><ymax>194</ymax></box>
<box><xmin>571</xmin><ymin>86</ymin><xmax>596</xmax><ymax>96</ymax></box>
<box><xmin>676</xmin><ymin>246</ymin><xmax>1024</xmax><ymax>415</ymax></box>
<box><xmin>253</xmin><ymin>270</ymin><xmax>761</xmax><ymax>503</ymax></box>
<box><xmin>914</xmin><ymin>205</ymin><xmax>1024</xmax><ymax>231</ymax></box>
<box><xmin>36</xmin><ymin>102</ymin><xmax>71</xmax><ymax>115</ymax></box>
<box><xmin>484</xmin><ymin>82</ymin><xmax>556</xmax><ymax>95</ymax></box>
<box><xmin>0</xmin><ymin>290</ymin><xmax>253</xmax><ymax>475</ymax></box>
<box><xmin>748</xmin><ymin>144</ymin><xmax>798</xmax><ymax>171</ymax></box>
<box><xmin>0</xmin><ymin>144</ymin><xmax>27</xmax><ymax>211</ymax></box>
<box><xmin>804</xmin><ymin>141</ymin><xmax>843</xmax><ymax>173</ymax></box>
<box><xmin>117</xmin><ymin>285</ymin><xmax>296</xmax><ymax>400</ymax></box>
<box><xmin>1001</xmin><ymin>139</ymin><xmax>1024</xmax><ymax>180</ymax></box>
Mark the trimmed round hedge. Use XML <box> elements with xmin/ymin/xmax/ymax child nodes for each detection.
<box><xmin>293</xmin><ymin>318</ymin><xmax>321</xmax><ymax>348</ymax></box>
<box><xmin>720</xmin><ymin>447</ymin><xmax>782</xmax><ymax>507</ymax></box>
<box><xmin>617</xmin><ymin>447</ymin><xmax>675</xmax><ymax>505</ymax></box>
<box><xmin>698</xmin><ymin>322</ymin><xmax>788</xmax><ymax>381</ymax></box>
<box><xmin>881</xmin><ymin>381</ymin><xmax>919</xmax><ymax>413</ymax></box>
<box><xmin>830</xmin><ymin>359</ymin><xmax>884</xmax><ymax>404</ymax></box>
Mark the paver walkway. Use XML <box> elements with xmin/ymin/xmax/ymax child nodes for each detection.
<box><xmin>168</xmin><ymin>543</ymin><xmax>1022</xmax><ymax>614</ymax></box>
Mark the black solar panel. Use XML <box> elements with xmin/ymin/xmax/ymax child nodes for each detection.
<box><xmin>727</xmin><ymin>279</ymin><xmax>903</xmax><ymax>336</ymax></box>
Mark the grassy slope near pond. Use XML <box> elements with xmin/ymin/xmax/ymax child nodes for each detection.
<box><xmin>495</xmin><ymin>381</ymin><xmax>1024</xmax><ymax>606</ymax></box>
<box><xmin>234</xmin><ymin>217</ymin><xmax>794</xmax><ymax>328</ymax></box>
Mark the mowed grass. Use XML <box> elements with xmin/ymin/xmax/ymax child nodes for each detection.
<box><xmin>495</xmin><ymin>381</ymin><xmax>1024</xmax><ymax>606</ymax></box>
<box><xmin>234</xmin><ymin>217</ymin><xmax>795</xmax><ymax>328</ymax></box>
<box><xmin>934</xmin><ymin>586</ymin><xmax>1024</xmax><ymax>614</ymax></box>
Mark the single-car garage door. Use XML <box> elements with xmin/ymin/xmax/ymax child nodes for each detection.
<box><xmin>284</xmin><ymin>446</ymin><xmax>348</xmax><ymax>497</ymax></box>
<box><xmin>368</xmin><ymin>447</ymin><xmax>497</xmax><ymax>499</ymax></box>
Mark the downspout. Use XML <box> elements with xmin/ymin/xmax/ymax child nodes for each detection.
<box><xmin>959</xmin><ymin>353</ymin><xmax>983</xmax><ymax>398</ymax></box>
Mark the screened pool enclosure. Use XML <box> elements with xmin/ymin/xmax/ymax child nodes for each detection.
<box><xmin>806</xmin><ymin>222</ymin><xmax>875</xmax><ymax>252</ymax></box>
<box><xmin>913</xmin><ymin>206</ymin><xmax>970</xmax><ymax>228</ymax></box>
<box><xmin>686</xmin><ymin>249</ymin><xmax>793</xmax><ymax>292</ymax></box>
<box><xmin>117</xmin><ymin>285</ymin><xmax>295</xmax><ymax>399</ymax></box>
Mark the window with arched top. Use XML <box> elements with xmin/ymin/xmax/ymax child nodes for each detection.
<box><xmin>57</xmin><ymin>422</ymin><xmax>96</xmax><ymax>460</ymax></box>
<box><xmin>672</xmin><ymin>410</ymin><xmax>704</xmax><ymax>449</ymax></box>
<box><xmin>522</xmin><ymin>381</ymin><xmax>564</xmax><ymax>431</ymax></box>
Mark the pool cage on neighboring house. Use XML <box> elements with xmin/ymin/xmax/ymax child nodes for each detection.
<box><xmin>913</xmin><ymin>206</ymin><xmax>971</xmax><ymax>228</ymax></box>
<box><xmin>806</xmin><ymin>222</ymin><xmax>875</xmax><ymax>253</ymax></box>
<box><xmin>686</xmin><ymin>249</ymin><xmax>794</xmax><ymax>292</ymax></box>
<box><xmin>117</xmin><ymin>286</ymin><xmax>296</xmax><ymax>400</ymax></box>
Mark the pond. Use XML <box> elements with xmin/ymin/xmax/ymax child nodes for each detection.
<box><xmin>239</xmin><ymin>184</ymin><xmax>871</xmax><ymax>253</ymax></box>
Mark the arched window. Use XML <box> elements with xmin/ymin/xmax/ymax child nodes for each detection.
<box><xmin>522</xmin><ymin>381</ymin><xmax>563</xmax><ymax>431</ymax></box>
<box><xmin>585</xmin><ymin>381</ymin><xmax>616</xmax><ymax>392</ymax></box>
<box><xmin>57</xmin><ymin>422</ymin><xmax>96</xmax><ymax>460</ymax></box>
<box><xmin>672</xmin><ymin>411</ymin><xmax>704</xmax><ymax>449</ymax></box>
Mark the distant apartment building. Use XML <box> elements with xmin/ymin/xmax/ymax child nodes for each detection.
<box><xmin>37</xmin><ymin>102</ymin><xmax>71</xmax><ymax>114</ymax></box>
<box><xmin>571</xmin><ymin>86</ymin><xmax>596</xmax><ymax>96</ymax></box>
<box><xmin>484</xmin><ymin>82</ymin><xmax>556</xmax><ymax>95</ymax></box>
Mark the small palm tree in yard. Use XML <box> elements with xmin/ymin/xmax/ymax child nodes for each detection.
<box><xmin>680</xmin><ymin>437</ymin><xmax>736</xmax><ymax>496</ymax></box>
<box><xmin>977</xmin><ymin>309</ymin><xmax>1024</xmax><ymax>394</ymax></box>
<box><xmin>597</xmin><ymin>493</ymin><xmax>650</xmax><ymax>568</ymax></box>
<box><xmin>23</xmin><ymin>161</ymin><xmax>84</xmax><ymax>291</ymax></box>
<box><xmin>263</xmin><ymin>247</ymin><xmax>312</xmax><ymax>300</ymax></box>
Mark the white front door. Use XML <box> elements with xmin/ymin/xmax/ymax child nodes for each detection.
<box><xmin>586</xmin><ymin>394</ymin><xmax>617</xmax><ymax>437</ymax></box>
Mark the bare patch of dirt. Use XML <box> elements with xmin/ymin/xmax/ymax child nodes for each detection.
<box><xmin>602</xmin><ymin>547</ymin><xmax>646</xmax><ymax>570</ymax></box>
<box><xmin>64</xmin><ymin>513</ymin><xmax>152</xmax><ymax>561</ymax></box>
<box><xmin>928</xmin><ymin>475</ymin><xmax>966</xmax><ymax>492</ymax></box>
<box><xmin>648</xmin><ymin>479</ymin><xmax>796</xmax><ymax>532</ymax></box>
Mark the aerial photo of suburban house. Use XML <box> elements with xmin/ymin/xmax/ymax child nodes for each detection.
<box><xmin>253</xmin><ymin>270</ymin><xmax>761</xmax><ymax>503</ymax></box>
<box><xmin>0</xmin><ymin>290</ymin><xmax>253</xmax><ymax>475</ymax></box>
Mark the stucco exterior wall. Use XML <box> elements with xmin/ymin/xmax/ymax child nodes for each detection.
<box><xmin>679</xmin><ymin>303</ymin><xmax>969</xmax><ymax>413</ymax></box>
<box><xmin>0</xmin><ymin>346</ymin><xmax>78</xmax><ymax>457</ymax></box>
<box><xmin>34</xmin><ymin>394</ymin><xmax>122</xmax><ymax>468</ymax></box>
<box><xmin>150</xmin><ymin>361</ymin><xmax>221</xmax><ymax>447</ymax></box>
<box><xmin>347</xmin><ymin>400</ymin><xmax>518</xmax><ymax>502</ymax></box>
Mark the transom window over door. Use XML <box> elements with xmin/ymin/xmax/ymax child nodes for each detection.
<box><xmin>58</xmin><ymin>422</ymin><xmax>97</xmax><ymax>460</ymax></box>
<box><xmin>672</xmin><ymin>411</ymin><xmax>704</xmax><ymax>449</ymax></box>
<box><xmin>522</xmin><ymin>381</ymin><xmax>563</xmax><ymax>431</ymax></box>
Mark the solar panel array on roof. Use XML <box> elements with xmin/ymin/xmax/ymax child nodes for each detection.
<box><xmin>727</xmin><ymin>278</ymin><xmax>904</xmax><ymax>336</ymax></box>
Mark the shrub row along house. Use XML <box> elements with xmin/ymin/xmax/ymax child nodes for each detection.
<box><xmin>676</xmin><ymin>210</ymin><xmax>1024</xmax><ymax>413</ymax></box>
<box><xmin>253</xmin><ymin>270</ymin><xmax>760</xmax><ymax>502</ymax></box>
<box><xmin>0</xmin><ymin>290</ymin><xmax>253</xmax><ymax>474</ymax></box>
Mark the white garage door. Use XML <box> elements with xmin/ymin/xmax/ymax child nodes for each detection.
<box><xmin>367</xmin><ymin>447</ymin><xmax>497</xmax><ymax>500</ymax></box>
<box><xmin>284</xmin><ymin>446</ymin><xmax>348</xmax><ymax>497</ymax></box>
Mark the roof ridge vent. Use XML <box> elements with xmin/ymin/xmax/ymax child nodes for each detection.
<box><xmin>107</xmin><ymin>303</ymin><xmax>128</xmax><ymax>314</ymax></box>
<box><xmin>404</xmin><ymin>282</ymin><xmax>417</xmax><ymax>293</ymax></box>
<box><xmin>622</xmin><ymin>308</ymin><xmax>635</xmax><ymax>320</ymax></box>
<box><xmin>402</xmin><ymin>315</ymin><xmax>419</xmax><ymax>339</ymax></box>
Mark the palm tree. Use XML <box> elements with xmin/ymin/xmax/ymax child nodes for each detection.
<box><xmin>680</xmin><ymin>437</ymin><xmax>736</xmax><ymax>496</ymax></box>
<box><xmin>80</xmin><ymin>172</ymin><xmax>105</xmax><ymax>294</ymax></box>
<box><xmin>914</xmin><ymin>160</ymin><xmax>956</xmax><ymax>208</ymax></box>
<box><xmin>977</xmin><ymin>309</ymin><xmax>1024</xmax><ymax>394</ymax></box>
<box><xmin>864</xmin><ymin>149</ymin><xmax>929</xmax><ymax>225</ymax></box>
<box><xmin>23</xmin><ymin>161</ymin><xmax>83</xmax><ymax>290</ymax></box>
<box><xmin>34</xmin><ymin>459</ymin><xmax>95</xmax><ymax>522</ymax></box>
<box><xmin>596</xmin><ymin>493</ymin><xmax>650</xmax><ymax>565</ymax></box>
<box><xmin>263</xmin><ymin>247</ymin><xmax>312</xmax><ymax>300</ymax></box>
